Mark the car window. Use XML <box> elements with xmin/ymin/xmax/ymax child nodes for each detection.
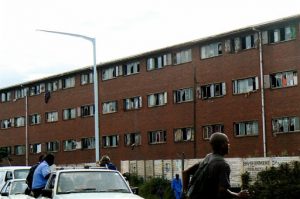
<box><xmin>14</xmin><ymin>169</ymin><xmax>30</xmax><ymax>179</ymax></box>
<box><xmin>57</xmin><ymin>171</ymin><xmax>130</xmax><ymax>194</ymax></box>
<box><xmin>10</xmin><ymin>181</ymin><xmax>27</xmax><ymax>195</ymax></box>
<box><xmin>0</xmin><ymin>171</ymin><xmax>6</xmax><ymax>183</ymax></box>
<box><xmin>5</xmin><ymin>171</ymin><xmax>12</xmax><ymax>181</ymax></box>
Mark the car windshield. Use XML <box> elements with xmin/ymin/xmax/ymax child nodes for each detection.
<box><xmin>10</xmin><ymin>180</ymin><xmax>27</xmax><ymax>195</ymax></box>
<box><xmin>14</xmin><ymin>169</ymin><xmax>29</xmax><ymax>179</ymax></box>
<box><xmin>57</xmin><ymin>171</ymin><xmax>130</xmax><ymax>194</ymax></box>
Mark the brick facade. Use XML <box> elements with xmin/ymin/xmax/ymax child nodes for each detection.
<box><xmin>1</xmin><ymin>15</ymin><xmax>300</xmax><ymax>168</ymax></box>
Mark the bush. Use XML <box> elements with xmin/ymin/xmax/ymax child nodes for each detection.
<box><xmin>249</xmin><ymin>161</ymin><xmax>300</xmax><ymax>199</ymax></box>
<box><xmin>139</xmin><ymin>177</ymin><xmax>174</xmax><ymax>199</ymax></box>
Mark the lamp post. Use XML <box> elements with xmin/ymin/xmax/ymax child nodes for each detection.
<box><xmin>36</xmin><ymin>29</ymin><xmax>100</xmax><ymax>162</ymax></box>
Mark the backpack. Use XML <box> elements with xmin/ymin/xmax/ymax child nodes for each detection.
<box><xmin>26</xmin><ymin>163</ymin><xmax>39</xmax><ymax>189</ymax></box>
<box><xmin>186</xmin><ymin>155</ymin><xmax>223</xmax><ymax>199</ymax></box>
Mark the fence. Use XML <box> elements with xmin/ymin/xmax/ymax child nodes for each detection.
<box><xmin>120</xmin><ymin>156</ymin><xmax>300</xmax><ymax>187</ymax></box>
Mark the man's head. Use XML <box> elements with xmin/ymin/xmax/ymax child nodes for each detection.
<box><xmin>209</xmin><ymin>132</ymin><xmax>229</xmax><ymax>155</ymax></box>
<box><xmin>44</xmin><ymin>154</ymin><xmax>55</xmax><ymax>166</ymax></box>
<box><xmin>175</xmin><ymin>174</ymin><xmax>179</xmax><ymax>179</ymax></box>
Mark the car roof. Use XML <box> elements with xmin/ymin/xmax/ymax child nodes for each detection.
<box><xmin>55</xmin><ymin>168</ymin><xmax>119</xmax><ymax>174</ymax></box>
<box><xmin>0</xmin><ymin>166</ymin><xmax>30</xmax><ymax>171</ymax></box>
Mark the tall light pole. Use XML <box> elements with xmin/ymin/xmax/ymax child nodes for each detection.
<box><xmin>37</xmin><ymin>29</ymin><xmax>100</xmax><ymax>162</ymax></box>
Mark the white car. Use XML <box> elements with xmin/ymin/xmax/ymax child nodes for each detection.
<box><xmin>0</xmin><ymin>167</ymin><xmax>30</xmax><ymax>190</ymax></box>
<box><xmin>0</xmin><ymin>179</ymin><xmax>32</xmax><ymax>199</ymax></box>
<box><xmin>40</xmin><ymin>169</ymin><xmax>143</xmax><ymax>199</ymax></box>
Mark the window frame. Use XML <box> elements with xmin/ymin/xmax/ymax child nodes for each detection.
<box><xmin>148</xmin><ymin>130</ymin><xmax>167</xmax><ymax>144</ymax></box>
<box><xmin>270</xmin><ymin>70</ymin><xmax>298</xmax><ymax>89</ymax></box>
<box><xmin>174</xmin><ymin>88</ymin><xmax>193</xmax><ymax>103</ymax></box>
<box><xmin>201</xmin><ymin>42</ymin><xmax>222</xmax><ymax>59</ymax></box>
<box><xmin>81</xmin><ymin>137</ymin><xmax>95</xmax><ymax>149</ymax></box>
<box><xmin>272</xmin><ymin>116</ymin><xmax>300</xmax><ymax>134</ymax></box>
<box><xmin>102</xmin><ymin>101</ymin><xmax>117</xmax><ymax>114</ymax></box>
<box><xmin>202</xmin><ymin>124</ymin><xmax>224</xmax><ymax>140</ymax></box>
<box><xmin>45</xmin><ymin>111</ymin><xmax>58</xmax><ymax>123</ymax></box>
<box><xmin>124</xmin><ymin>132</ymin><xmax>141</xmax><ymax>146</ymax></box>
<box><xmin>102</xmin><ymin>135</ymin><xmax>119</xmax><ymax>148</ymax></box>
<box><xmin>174</xmin><ymin>127</ymin><xmax>194</xmax><ymax>142</ymax></box>
<box><xmin>46</xmin><ymin>141</ymin><xmax>60</xmax><ymax>152</ymax></box>
<box><xmin>234</xmin><ymin>121</ymin><xmax>259</xmax><ymax>137</ymax></box>
<box><xmin>233</xmin><ymin>76</ymin><xmax>259</xmax><ymax>94</ymax></box>
<box><xmin>123</xmin><ymin>96</ymin><xmax>142</xmax><ymax>111</ymax></box>
<box><xmin>63</xmin><ymin>108</ymin><xmax>77</xmax><ymax>120</ymax></box>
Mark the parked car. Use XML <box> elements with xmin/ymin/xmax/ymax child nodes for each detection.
<box><xmin>40</xmin><ymin>168</ymin><xmax>144</xmax><ymax>199</ymax></box>
<box><xmin>0</xmin><ymin>167</ymin><xmax>30</xmax><ymax>190</ymax></box>
<box><xmin>0</xmin><ymin>179</ymin><xmax>32</xmax><ymax>199</ymax></box>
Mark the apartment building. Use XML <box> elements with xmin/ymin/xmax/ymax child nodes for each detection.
<box><xmin>1</xmin><ymin>15</ymin><xmax>300</xmax><ymax>168</ymax></box>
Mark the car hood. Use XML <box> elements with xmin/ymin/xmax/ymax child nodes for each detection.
<box><xmin>8</xmin><ymin>194</ymin><xmax>34</xmax><ymax>199</ymax></box>
<box><xmin>52</xmin><ymin>193</ymin><xmax>144</xmax><ymax>199</ymax></box>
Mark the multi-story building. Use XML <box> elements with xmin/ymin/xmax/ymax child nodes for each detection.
<box><xmin>1</xmin><ymin>15</ymin><xmax>300</xmax><ymax>168</ymax></box>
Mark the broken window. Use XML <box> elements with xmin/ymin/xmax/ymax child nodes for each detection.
<box><xmin>148</xmin><ymin>130</ymin><xmax>166</xmax><ymax>144</ymax></box>
<box><xmin>122</xmin><ymin>62</ymin><xmax>140</xmax><ymax>76</ymax></box>
<box><xmin>102</xmin><ymin>135</ymin><xmax>119</xmax><ymax>147</ymax></box>
<box><xmin>81</xmin><ymin>137</ymin><xmax>95</xmax><ymax>149</ymax></box>
<box><xmin>147</xmin><ymin>53</ymin><xmax>172</xmax><ymax>70</ymax></box>
<box><xmin>201</xmin><ymin>82</ymin><xmax>226</xmax><ymax>99</ymax></box>
<box><xmin>14</xmin><ymin>116</ymin><xmax>25</xmax><ymax>127</ymax></box>
<box><xmin>267</xmin><ymin>24</ymin><xmax>296</xmax><ymax>44</ymax></box>
<box><xmin>233</xmin><ymin>77</ymin><xmax>259</xmax><ymax>94</ymax></box>
<box><xmin>203</xmin><ymin>124</ymin><xmax>224</xmax><ymax>139</ymax></box>
<box><xmin>174</xmin><ymin>127</ymin><xmax>194</xmax><ymax>142</ymax></box>
<box><xmin>81</xmin><ymin>72</ymin><xmax>93</xmax><ymax>85</ymax></box>
<box><xmin>62</xmin><ymin>77</ymin><xmax>75</xmax><ymax>89</ymax></box>
<box><xmin>102</xmin><ymin>65</ymin><xmax>122</xmax><ymax>80</ymax></box>
<box><xmin>148</xmin><ymin>92</ymin><xmax>167</xmax><ymax>107</ymax></box>
<box><xmin>124</xmin><ymin>96</ymin><xmax>142</xmax><ymax>110</ymax></box>
<box><xmin>30</xmin><ymin>143</ymin><xmax>42</xmax><ymax>154</ymax></box>
<box><xmin>201</xmin><ymin>42</ymin><xmax>222</xmax><ymax>59</ymax></box>
<box><xmin>270</xmin><ymin>70</ymin><xmax>297</xmax><ymax>89</ymax></box>
<box><xmin>63</xmin><ymin>139</ymin><xmax>77</xmax><ymax>151</ymax></box>
<box><xmin>174</xmin><ymin>88</ymin><xmax>193</xmax><ymax>103</ymax></box>
<box><xmin>46</xmin><ymin>141</ymin><xmax>59</xmax><ymax>152</ymax></box>
<box><xmin>125</xmin><ymin>132</ymin><xmax>141</xmax><ymax>146</ymax></box>
<box><xmin>272</xmin><ymin>116</ymin><xmax>300</xmax><ymax>134</ymax></box>
<box><xmin>29</xmin><ymin>114</ymin><xmax>41</xmax><ymax>125</ymax></box>
<box><xmin>81</xmin><ymin>104</ymin><xmax>95</xmax><ymax>116</ymax></box>
<box><xmin>30</xmin><ymin>85</ymin><xmax>40</xmax><ymax>96</ymax></box>
<box><xmin>0</xmin><ymin>118</ymin><xmax>13</xmax><ymax>129</ymax></box>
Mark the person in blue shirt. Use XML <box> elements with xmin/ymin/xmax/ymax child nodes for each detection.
<box><xmin>171</xmin><ymin>174</ymin><xmax>183</xmax><ymax>199</ymax></box>
<box><xmin>32</xmin><ymin>154</ymin><xmax>55</xmax><ymax>198</ymax></box>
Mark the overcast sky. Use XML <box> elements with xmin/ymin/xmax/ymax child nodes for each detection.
<box><xmin>0</xmin><ymin>0</ymin><xmax>299</xmax><ymax>89</ymax></box>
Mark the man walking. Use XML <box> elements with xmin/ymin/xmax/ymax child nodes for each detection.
<box><xmin>187</xmin><ymin>132</ymin><xmax>249</xmax><ymax>199</ymax></box>
<box><xmin>171</xmin><ymin>174</ymin><xmax>183</xmax><ymax>199</ymax></box>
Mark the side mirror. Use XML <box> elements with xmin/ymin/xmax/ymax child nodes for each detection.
<box><xmin>1</xmin><ymin>192</ymin><xmax>9</xmax><ymax>196</ymax></box>
<box><xmin>41</xmin><ymin>189</ymin><xmax>53</xmax><ymax>198</ymax></box>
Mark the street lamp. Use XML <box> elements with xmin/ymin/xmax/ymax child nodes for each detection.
<box><xmin>36</xmin><ymin>29</ymin><xmax>100</xmax><ymax>162</ymax></box>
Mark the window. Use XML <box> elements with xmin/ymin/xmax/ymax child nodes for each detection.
<box><xmin>174</xmin><ymin>127</ymin><xmax>194</xmax><ymax>142</ymax></box>
<box><xmin>124</xmin><ymin>96</ymin><xmax>142</xmax><ymax>110</ymax></box>
<box><xmin>203</xmin><ymin>124</ymin><xmax>224</xmax><ymax>139</ymax></box>
<box><xmin>45</xmin><ymin>111</ymin><xmax>58</xmax><ymax>122</ymax></box>
<box><xmin>102</xmin><ymin>65</ymin><xmax>122</xmax><ymax>80</ymax></box>
<box><xmin>30</xmin><ymin>85</ymin><xmax>41</xmax><ymax>96</ymax></box>
<box><xmin>81</xmin><ymin>105</ymin><xmax>94</xmax><ymax>117</ymax></box>
<box><xmin>148</xmin><ymin>92</ymin><xmax>167</xmax><ymax>107</ymax></box>
<box><xmin>81</xmin><ymin>137</ymin><xmax>95</xmax><ymax>149</ymax></box>
<box><xmin>30</xmin><ymin>143</ymin><xmax>42</xmax><ymax>154</ymax></box>
<box><xmin>148</xmin><ymin>130</ymin><xmax>166</xmax><ymax>144</ymax></box>
<box><xmin>62</xmin><ymin>77</ymin><xmax>75</xmax><ymax>89</ymax></box>
<box><xmin>46</xmin><ymin>141</ymin><xmax>59</xmax><ymax>152</ymax></box>
<box><xmin>233</xmin><ymin>77</ymin><xmax>259</xmax><ymax>94</ymax></box>
<box><xmin>123</xmin><ymin>62</ymin><xmax>140</xmax><ymax>76</ymax></box>
<box><xmin>15</xmin><ymin>88</ymin><xmax>28</xmax><ymax>99</ymax></box>
<box><xmin>225</xmin><ymin>34</ymin><xmax>257</xmax><ymax>53</ymax></box>
<box><xmin>147</xmin><ymin>53</ymin><xmax>172</xmax><ymax>70</ymax></box>
<box><xmin>102</xmin><ymin>101</ymin><xmax>117</xmax><ymax>114</ymax></box>
<box><xmin>201</xmin><ymin>82</ymin><xmax>226</xmax><ymax>99</ymax></box>
<box><xmin>234</xmin><ymin>121</ymin><xmax>258</xmax><ymax>136</ymax></box>
<box><xmin>63</xmin><ymin>139</ymin><xmax>77</xmax><ymax>151</ymax></box>
<box><xmin>267</xmin><ymin>25</ymin><xmax>296</xmax><ymax>44</ymax></box>
<box><xmin>201</xmin><ymin>42</ymin><xmax>222</xmax><ymax>59</ymax></box>
<box><xmin>1</xmin><ymin>91</ymin><xmax>11</xmax><ymax>102</ymax></box>
<box><xmin>272</xmin><ymin>116</ymin><xmax>300</xmax><ymax>134</ymax></box>
<box><xmin>81</xmin><ymin>72</ymin><xmax>93</xmax><ymax>85</ymax></box>
<box><xmin>14</xmin><ymin>116</ymin><xmax>25</xmax><ymax>127</ymax></box>
<box><xmin>14</xmin><ymin>145</ymin><xmax>25</xmax><ymax>155</ymax></box>
<box><xmin>173</xmin><ymin>49</ymin><xmax>192</xmax><ymax>65</ymax></box>
<box><xmin>63</xmin><ymin>108</ymin><xmax>76</xmax><ymax>120</ymax></box>
<box><xmin>0</xmin><ymin>146</ymin><xmax>11</xmax><ymax>155</ymax></box>
<box><xmin>29</xmin><ymin>114</ymin><xmax>41</xmax><ymax>125</ymax></box>
<box><xmin>102</xmin><ymin>135</ymin><xmax>119</xmax><ymax>148</ymax></box>
<box><xmin>0</xmin><ymin>119</ymin><xmax>13</xmax><ymax>129</ymax></box>
<box><xmin>47</xmin><ymin>80</ymin><xmax>60</xmax><ymax>92</ymax></box>
<box><xmin>270</xmin><ymin>71</ymin><xmax>297</xmax><ymax>89</ymax></box>
<box><xmin>124</xmin><ymin>132</ymin><xmax>141</xmax><ymax>146</ymax></box>
<box><xmin>174</xmin><ymin>88</ymin><xmax>193</xmax><ymax>103</ymax></box>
